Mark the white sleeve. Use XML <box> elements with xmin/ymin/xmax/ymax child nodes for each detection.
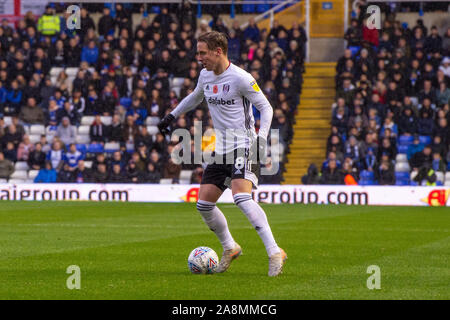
<box><xmin>239</xmin><ymin>75</ymin><xmax>273</xmax><ymax>139</ymax></box>
<box><xmin>170</xmin><ymin>76</ymin><xmax>204</xmax><ymax>118</ymax></box>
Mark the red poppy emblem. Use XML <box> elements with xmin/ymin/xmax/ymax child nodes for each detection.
<box><xmin>213</xmin><ymin>85</ymin><xmax>218</xmax><ymax>94</ymax></box>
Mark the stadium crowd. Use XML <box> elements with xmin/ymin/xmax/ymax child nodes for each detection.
<box><xmin>0</xmin><ymin>2</ymin><xmax>306</xmax><ymax>184</ymax></box>
<box><xmin>303</xmin><ymin>6</ymin><xmax>450</xmax><ymax>186</ymax></box>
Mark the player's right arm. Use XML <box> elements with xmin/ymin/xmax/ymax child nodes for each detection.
<box><xmin>157</xmin><ymin>75</ymin><xmax>205</xmax><ymax>135</ymax></box>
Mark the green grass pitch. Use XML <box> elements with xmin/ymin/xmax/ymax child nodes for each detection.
<box><xmin>0</xmin><ymin>201</ymin><xmax>448</xmax><ymax>300</ymax></box>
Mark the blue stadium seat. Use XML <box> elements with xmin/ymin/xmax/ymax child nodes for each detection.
<box><xmin>120</xmin><ymin>97</ymin><xmax>132</xmax><ymax>109</ymax></box>
<box><xmin>76</xmin><ymin>144</ymin><xmax>87</xmax><ymax>155</ymax></box>
<box><xmin>410</xmin><ymin>181</ymin><xmax>419</xmax><ymax>186</ymax></box>
<box><xmin>395</xmin><ymin>171</ymin><xmax>410</xmax><ymax>180</ymax></box>
<box><xmin>257</xmin><ymin>3</ymin><xmax>271</xmax><ymax>12</ymax></box>
<box><xmin>395</xmin><ymin>179</ymin><xmax>410</xmax><ymax>186</ymax></box>
<box><xmin>242</xmin><ymin>1</ymin><xmax>256</xmax><ymax>13</ymax></box>
<box><xmin>419</xmin><ymin>135</ymin><xmax>431</xmax><ymax>145</ymax></box>
<box><xmin>398</xmin><ymin>145</ymin><xmax>409</xmax><ymax>154</ymax></box>
<box><xmin>358</xmin><ymin>179</ymin><xmax>375</xmax><ymax>185</ymax></box>
<box><xmin>150</xmin><ymin>6</ymin><xmax>161</xmax><ymax>14</ymax></box>
<box><xmin>436</xmin><ymin>181</ymin><xmax>443</xmax><ymax>186</ymax></box>
<box><xmin>348</xmin><ymin>46</ymin><xmax>361</xmax><ymax>56</ymax></box>
<box><xmin>87</xmin><ymin>143</ymin><xmax>104</xmax><ymax>153</ymax></box>
<box><xmin>398</xmin><ymin>135</ymin><xmax>414</xmax><ymax>146</ymax></box>
<box><xmin>448</xmin><ymin>162</ymin><xmax>450</xmax><ymax>171</ymax></box>
<box><xmin>360</xmin><ymin>170</ymin><xmax>374</xmax><ymax>180</ymax></box>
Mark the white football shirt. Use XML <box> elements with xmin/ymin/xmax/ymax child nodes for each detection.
<box><xmin>170</xmin><ymin>63</ymin><xmax>273</xmax><ymax>154</ymax></box>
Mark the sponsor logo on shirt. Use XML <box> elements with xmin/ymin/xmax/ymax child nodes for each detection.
<box><xmin>208</xmin><ymin>97</ymin><xmax>236</xmax><ymax>106</ymax></box>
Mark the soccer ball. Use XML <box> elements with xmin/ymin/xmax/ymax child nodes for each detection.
<box><xmin>187</xmin><ymin>246</ymin><xmax>219</xmax><ymax>274</ymax></box>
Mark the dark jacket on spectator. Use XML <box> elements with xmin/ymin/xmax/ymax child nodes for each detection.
<box><xmin>320</xmin><ymin>167</ymin><xmax>344</xmax><ymax>185</ymax></box>
<box><xmin>0</xmin><ymin>158</ymin><xmax>14</xmax><ymax>178</ymax></box>
<box><xmin>28</xmin><ymin>150</ymin><xmax>46</xmax><ymax>170</ymax></box>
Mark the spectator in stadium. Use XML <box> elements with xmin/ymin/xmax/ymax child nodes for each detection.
<box><xmin>3</xmin><ymin>142</ymin><xmax>16</xmax><ymax>163</ymax></box>
<box><xmin>17</xmin><ymin>135</ymin><xmax>34</xmax><ymax>161</ymax></box>
<box><xmin>195</xmin><ymin>19</ymin><xmax>212</xmax><ymax>39</ymax></box>
<box><xmin>375</xmin><ymin>159</ymin><xmax>395</xmax><ymax>185</ymax></box>
<box><xmin>344</xmin><ymin>135</ymin><xmax>361</xmax><ymax>163</ymax></box>
<box><xmin>81</xmin><ymin>40</ymin><xmax>100</xmax><ymax>66</ymax></box>
<box><xmin>153</xmin><ymin>5</ymin><xmax>173</xmax><ymax>36</ymax></box>
<box><xmin>128</xmin><ymin>98</ymin><xmax>147</xmax><ymax>126</ymax></box>
<box><xmin>57</xmin><ymin>101</ymin><xmax>79</xmax><ymax>126</ymax></box>
<box><xmin>243</xmin><ymin>18</ymin><xmax>260</xmax><ymax>43</ymax></box>
<box><xmin>439</xmin><ymin>56</ymin><xmax>450</xmax><ymax>78</ymax></box>
<box><xmin>98</xmin><ymin>7</ymin><xmax>115</xmax><ymax>38</ymax></box>
<box><xmin>126</xmin><ymin>160</ymin><xmax>140</xmax><ymax>183</ymax></box>
<box><xmin>1</xmin><ymin>124</ymin><xmax>22</xmax><ymax>149</ymax></box>
<box><xmin>74</xmin><ymin>160</ymin><xmax>92</xmax><ymax>183</ymax></box>
<box><xmin>63</xmin><ymin>143</ymin><xmax>84</xmax><ymax>171</ymax></box>
<box><xmin>92</xmin><ymin>153</ymin><xmax>108</xmax><ymax>172</ymax></box>
<box><xmin>37</xmin><ymin>5</ymin><xmax>60</xmax><ymax>37</ymax></box>
<box><xmin>108</xmin><ymin>114</ymin><xmax>124</xmax><ymax>143</ymax></box>
<box><xmin>5</xmin><ymin>80</ymin><xmax>23</xmax><ymax>115</ymax></box>
<box><xmin>431</xmin><ymin>135</ymin><xmax>447</xmax><ymax>158</ymax></box>
<box><xmin>407</xmin><ymin>135</ymin><xmax>424</xmax><ymax>161</ymax></box>
<box><xmin>109</xmin><ymin>151</ymin><xmax>124</xmax><ymax>170</ymax></box>
<box><xmin>301</xmin><ymin>163</ymin><xmax>321</xmax><ymax>185</ymax></box>
<box><xmin>0</xmin><ymin>151</ymin><xmax>13</xmax><ymax>179</ymax></box>
<box><xmin>431</xmin><ymin>152</ymin><xmax>446</xmax><ymax>173</ymax></box>
<box><xmin>92</xmin><ymin>162</ymin><xmax>109</xmax><ymax>183</ymax></box>
<box><xmin>109</xmin><ymin>163</ymin><xmax>128</xmax><ymax>183</ymax></box>
<box><xmin>78</xmin><ymin>7</ymin><xmax>96</xmax><ymax>41</ymax></box>
<box><xmin>56</xmin><ymin>117</ymin><xmax>76</xmax><ymax>145</ymax></box>
<box><xmin>34</xmin><ymin>161</ymin><xmax>57</xmax><ymax>183</ymax></box>
<box><xmin>417</xmin><ymin>110</ymin><xmax>435</xmax><ymax>136</ymax></box>
<box><xmin>398</xmin><ymin>107</ymin><xmax>418</xmax><ymax>135</ymax></box>
<box><xmin>434</xmin><ymin>117</ymin><xmax>449</xmax><ymax>145</ymax></box>
<box><xmin>89</xmin><ymin>115</ymin><xmax>107</xmax><ymax>144</ymax></box>
<box><xmin>410</xmin><ymin>145</ymin><xmax>433</xmax><ymax>172</ymax></box>
<box><xmin>322</xmin><ymin>151</ymin><xmax>342</xmax><ymax>172</ymax></box>
<box><xmin>344</xmin><ymin>18</ymin><xmax>362</xmax><ymax>47</ymax></box>
<box><xmin>320</xmin><ymin>159</ymin><xmax>344</xmax><ymax>185</ymax></box>
<box><xmin>436</xmin><ymin>81</ymin><xmax>450</xmax><ymax>108</ymax></box>
<box><xmin>47</xmin><ymin>140</ymin><xmax>65</xmax><ymax>172</ymax></box>
<box><xmin>122</xmin><ymin>115</ymin><xmax>139</xmax><ymax>144</ymax></box>
<box><xmin>57</xmin><ymin>163</ymin><xmax>75</xmax><ymax>183</ymax></box>
<box><xmin>378</xmin><ymin>137</ymin><xmax>397</xmax><ymax>162</ymax></box>
<box><xmin>46</xmin><ymin>99</ymin><xmax>60</xmax><ymax>129</ymax></box>
<box><xmin>27</xmin><ymin>142</ymin><xmax>46</xmax><ymax>170</ymax></box>
<box><xmin>19</xmin><ymin>97</ymin><xmax>45</xmax><ymax>125</ymax></box>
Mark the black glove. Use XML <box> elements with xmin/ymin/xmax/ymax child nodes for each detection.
<box><xmin>256</xmin><ymin>136</ymin><xmax>267</xmax><ymax>164</ymax></box>
<box><xmin>157</xmin><ymin>113</ymin><xmax>175</xmax><ymax>135</ymax></box>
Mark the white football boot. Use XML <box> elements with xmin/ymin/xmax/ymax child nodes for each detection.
<box><xmin>268</xmin><ymin>248</ymin><xmax>287</xmax><ymax>277</ymax></box>
<box><xmin>216</xmin><ymin>243</ymin><xmax>242</xmax><ymax>273</ymax></box>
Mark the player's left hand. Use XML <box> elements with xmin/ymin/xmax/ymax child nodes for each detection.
<box><xmin>157</xmin><ymin>113</ymin><xmax>175</xmax><ymax>135</ymax></box>
<box><xmin>257</xmin><ymin>136</ymin><xmax>267</xmax><ymax>164</ymax></box>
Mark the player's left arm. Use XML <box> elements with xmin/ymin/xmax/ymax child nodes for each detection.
<box><xmin>239</xmin><ymin>76</ymin><xmax>273</xmax><ymax>139</ymax></box>
<box><xmin>239</xmin><ymin>75</ymin><xmax>274</xmax><ymax>161</ymax></box>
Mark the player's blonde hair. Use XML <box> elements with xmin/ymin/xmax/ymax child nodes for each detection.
<box><xmin>198</xmin><ymin>31</ymin><xmax>228</xmax><ymax>56</ymax></box>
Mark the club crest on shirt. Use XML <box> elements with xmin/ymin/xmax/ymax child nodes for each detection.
<box><xmin>250</xmin><ymin>80</ymin><xmax>260</xmax><ymax>92</ymax></box>
<box><xmin>223</xmin><ymin>84</ymin><xmax>230</xmax><ymax>94</ymax></box>
<box><xmin>213</xmin><ymin>85</ymin><xmax>218</xmax><ymax>94</ymax></box>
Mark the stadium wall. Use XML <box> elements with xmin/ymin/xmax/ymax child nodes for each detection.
<box><xmin>0</xmin><ymin>183</ymin><xmax>448</xmax><ymax>206</ymax></box>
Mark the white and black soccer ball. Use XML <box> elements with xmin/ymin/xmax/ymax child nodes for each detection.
<box><xmin>187</xmin><ymin>246</ymin><xmax>219</xmax><ymax>274</ymax></box>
